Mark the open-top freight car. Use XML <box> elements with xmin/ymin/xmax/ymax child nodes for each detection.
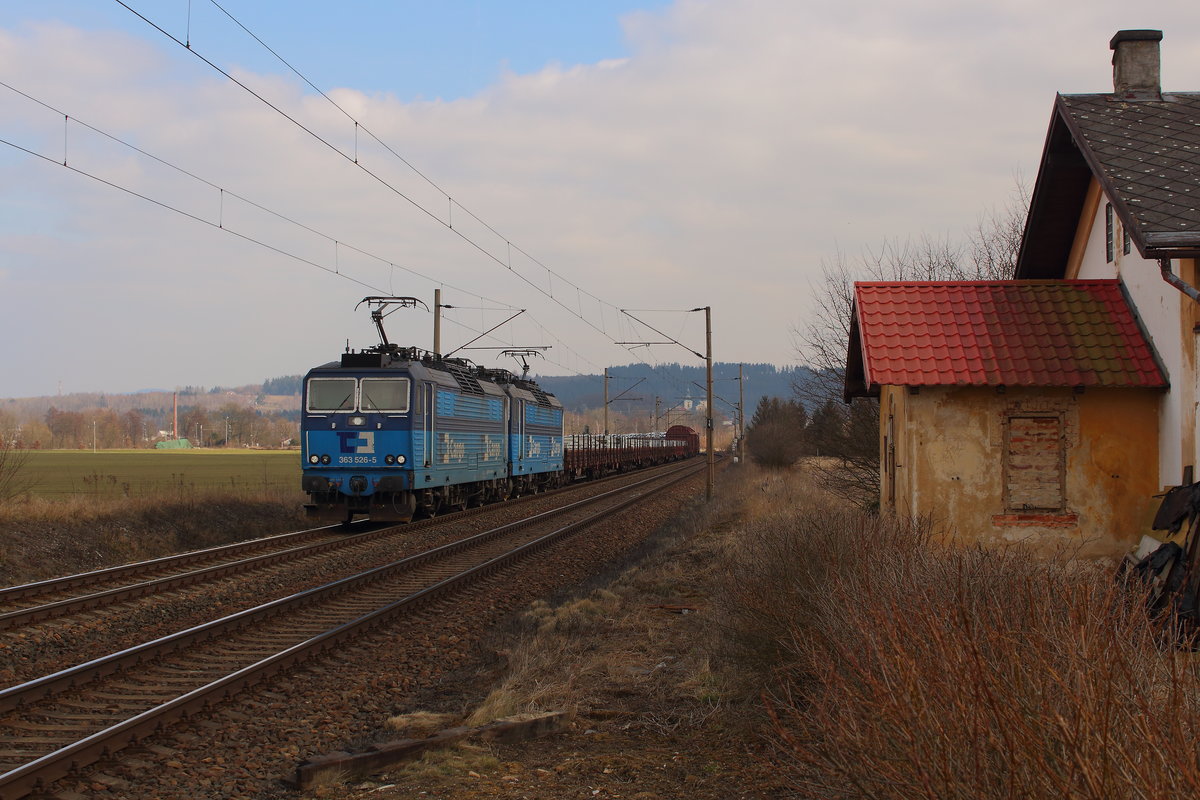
<box><xmin>564</xmin><ymin>425</ymin><xmax>700</xmax><ymax>480</ymax></box>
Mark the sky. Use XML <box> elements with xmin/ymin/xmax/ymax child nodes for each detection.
<box><xmin>2</xmin><ymin>0</ymin><xmax>1199</xmax><ymax>397</ymax></box>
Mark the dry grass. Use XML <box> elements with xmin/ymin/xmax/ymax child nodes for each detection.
<box><xmin>0</xmin><ymin>490</ymin><xmax>308</xmax><ymax>585</ymax></box>
<box><xmin>365</xmin><ymin>462</ymin><xmax>1200</xmax><ymax>799</ymax></box>
<box><xmin>714</xmin><ymin>482</ymin><xmax>1200</xmax><ymax>799</ymax></box>
<box><xmin>385</xmin><ymin>711</ymin><xmax>461</xmax><ymax>736</ymax></box>
<box><xmin>395</xmin><ymin>745</ymin><xmax>502</xmax><ymax>783</ymax></box>
<box><xmin>464</xmin><ymin>468</ymin><xmax>758</xmax><ymax>734</ymax></box>
<box><xmin>466</xmin><ymin>591</ymin><xmax>619</xmax><ymax>726</ymax></box>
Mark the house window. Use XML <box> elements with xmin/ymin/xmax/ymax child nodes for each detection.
<box><xmin>1123</xmin><ymin>226</ymin><xmax>1132</xmax><ymax>256</ymax></box>
<box><xmin>1005</xmin><ymin>415</ymin><xmax>1064</xmax><ymax>512</ymax></box>
<box><xmin>1105</xmin><ymin>203</ymin><xmax>1114</xmax><ymax>263</ymax></box>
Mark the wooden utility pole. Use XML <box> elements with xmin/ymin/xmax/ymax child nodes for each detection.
<box><xmin>704</xmin><ymin>306</ymin><xmax>714</xmax><ymax>501</ymax></box>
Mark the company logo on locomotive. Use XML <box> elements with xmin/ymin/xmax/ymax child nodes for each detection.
<box><xmin>337</xmin><ymin>431</ymin><xmax>376</xmax><ymax>454</ymax></box>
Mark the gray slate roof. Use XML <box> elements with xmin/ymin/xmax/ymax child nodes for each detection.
<box><xmin>1016</xmin><ymin>92</ymin><xmax>1200</xmax><ymax>277</ymax></box>
<box><xmin>1060</xmin><ymin>92</ymin><xmax>1200</xmax><ymax>251</ymax></box>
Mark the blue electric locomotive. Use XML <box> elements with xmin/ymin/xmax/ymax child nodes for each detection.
<box><xmin>302</xmin><ymin>344</ymin><xmax>565</xmax><ymax>523</ymax></box>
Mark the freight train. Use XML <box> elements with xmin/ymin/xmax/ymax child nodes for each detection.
<box><xmin>301</xmin><ymin>338</ymin><xmax>700</xmax><ymax>524</ymax></box>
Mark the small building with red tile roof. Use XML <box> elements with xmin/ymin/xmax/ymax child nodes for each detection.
<box><xmin>844</xmin><ymin>30</ymin><xmax>1200</xmax><ymax>556</ymax></box>
<box><xmin>846</xmin><ymin>279</ymin><xmax>1165</xmax><ymax>555</ymax></box>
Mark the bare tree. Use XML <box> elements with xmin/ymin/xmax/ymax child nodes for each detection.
<box><xmin>968</xmin><ymin>181</ymin><xmax>1030</xmax><ymax>280</ymax></box>
<box><xmin>0</xmin><ymin>438</ymin><xmax>34</xmax><ymax>505</ymax></box>
<box><xmin>793</xmin><ymin>188</ymin><xmax>1028</xmax><ymax>508</ymax></box>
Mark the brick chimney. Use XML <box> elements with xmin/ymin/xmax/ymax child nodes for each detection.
<box><xmin>1110</xmin><ymin>29</ymin><xmax>1163</xmax><ymax>100</ymax></box>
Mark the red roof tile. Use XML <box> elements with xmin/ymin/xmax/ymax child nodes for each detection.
<box><xmin>848</xmin><ymin>280</ymin><xmax>1166</xmax><ymax>395</ymax></box>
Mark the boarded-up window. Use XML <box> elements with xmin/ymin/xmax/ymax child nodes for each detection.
<box><xmin>1005</xmin><ymin>416</ymin><xmax>1064</xmax><ymax>511</ymax></box>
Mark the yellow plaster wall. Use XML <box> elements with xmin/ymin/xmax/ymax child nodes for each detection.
<box><xmin>886</xmin><ymin>385</ymin><xmax>1160</xmax><ymax>559</ymax></box>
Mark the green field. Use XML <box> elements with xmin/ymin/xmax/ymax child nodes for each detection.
<box><xmin>17</xmin><ymin>449</ymin><xmax>302</xmax><ymax>497</ymax></box>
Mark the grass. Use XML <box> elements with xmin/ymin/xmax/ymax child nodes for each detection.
<box><xmin>713</xmin><ymin>473</ymin><xmax>1200</xmax><ymax>800</ymax></box>
<box><xmin>446</xmin><ymin>462</ymin><xmax>1200</xmax><ymax>799</ymax></box>
<box><xmin>0</xmin><ymin>491</ymin><xmax>308</xmax><ymax>585</ymax></box>
<box><xmin>461</xmin><ymin>466</ymin><xmax>756</xmax><ymax>733</ymax></box>
<box><xmin>0</xmin><ymin>450</ymin><xmax>307</xmax><ymax>586</ymax></box>
<box><xmin>12</xmin><ymin>449</ymin><xmax>300</xmax><ymax>498</ymax></box>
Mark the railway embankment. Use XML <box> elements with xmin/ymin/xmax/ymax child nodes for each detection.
<box><xmin>5</xmin><ymin>459</ymin><xmax>1185</xmax><ymax>799</ymax></box>
<box><xmin>298</xmin><ymin>462</ymin><xmax>792</xmax><ymax>800</ymax></box>
<box><xmin>0</xmin><ymin>462</ymin><xmax>712</xmax><ymax>798</ymax></box>
<box><xmin>309</xmin><ymin>462</ymin><xmax>1200</xmax><ymax>800</ymax></box>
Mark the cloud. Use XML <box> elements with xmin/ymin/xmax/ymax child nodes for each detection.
<box><xmin>2</xmin><ymin>1</ymin><xmax>1199</xmax><ymax>396</ymax></box>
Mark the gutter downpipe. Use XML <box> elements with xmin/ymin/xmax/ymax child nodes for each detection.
<box><xmin>1160</xmin><ymin>257</ymin><xmax>1200</xmax><ymax>303</ymax></box>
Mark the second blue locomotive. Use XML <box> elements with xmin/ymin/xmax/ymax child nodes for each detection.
<box><xmin>302</xmin><ymin>345</ymin><xmax>564</xmax><ymax>523</ymax></box>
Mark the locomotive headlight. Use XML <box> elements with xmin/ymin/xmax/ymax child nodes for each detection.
<box><xmin>320</xmin><ymin>454</ymin><xmax>332</xmax><ymax>465</ymax></box>
<box><xmin>349</xmin><ymin>416</ymin><xmax>366</xmax><ymax>427</ymax></box>
<box><xmin>396</xmin><ymin>454</ymin><xmax>406</xmax><ymax>465</ymax></box>
<box><xmin>308</xmin><ymin>454</ymin><xmax>320</xmax><ymax>465</ymax></box>
<box><xmin>384</xmin><ymin>455</ymin><xmax>395</xmax><ymax>465</ymax></box>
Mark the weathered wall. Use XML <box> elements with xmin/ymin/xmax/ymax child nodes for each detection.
<box><xmin>1071</xmin><ymin>182</ymin><xmax>1193</xmax><ymax>489</ymax></box>
<box><xmin>883</xmin><ymin>384</ymin><xmax>1160</xmax><ymax>559</ymax></box>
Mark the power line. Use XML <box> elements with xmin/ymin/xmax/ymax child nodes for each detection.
<box><xmin>0</xmin><ymin>79</ymin><xmax>604</xmax><ymax>376</ymax></box>
<box><xmin>112</xmin><ymin>0</ymin><xmax>709</xmax><ymax>395</ymax></box>
<box><xmin>114</xmin><ymin>0</ymin><xmax>623</xmax><ymax>345</ymax></box>
<box><xmin>15</xmin><ymin>7</ymin><xmax>716</xmax><ymax>406</ymax></box>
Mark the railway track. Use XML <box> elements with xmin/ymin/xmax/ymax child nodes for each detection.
<box><xmin>0</xmin><ymin>460</ymin><xmax>694</xmax><ymax>632</ymax></box>
<box><xmin>0</xmin><ymin>459</ymin><xmax>704</xmax><ymax>799</ymax></box>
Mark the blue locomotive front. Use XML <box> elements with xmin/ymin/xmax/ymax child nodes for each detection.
<box><xmin>301</xmin><ymin>350</ymin><xmax>420</xmax><ymax>523</ymax></box>
<box><xmin>301</xmin><ymin>348</ymin><xmax>563</xmax><ymax>523</ymax></box>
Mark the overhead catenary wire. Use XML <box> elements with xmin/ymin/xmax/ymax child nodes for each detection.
<box><xmin>112</xmin><ymin>0</ymin><xmax>711</xmax><ymax>402</ymax></box>
<box><xmin>11</xmin><ymin>6</ymin><xmax>722</xmax><ymax>410</ymax></box>
<box><xmin>112</xmin><ymin>0</ymin><xmax>623</xmax><ymax>345</ymax></box>
<box><xmin>0</xmin><ymin>79</ymin><xmax>606</xmax><ymax>378</ymax></box>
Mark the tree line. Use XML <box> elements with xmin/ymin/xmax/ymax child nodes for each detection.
<box><xmin>2</xmin><ymin>404</ymin><xmax>298</xmax><ymax>450</ymax></box>
<box><xmin>744</xmin><ymin>396</ymin><xmax>875</xmax><ymax>467</ymax></box>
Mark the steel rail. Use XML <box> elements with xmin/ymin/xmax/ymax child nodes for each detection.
<box><xmin>0</xmin><ymin>459</ymin><xmax>696</xmax><ymax>629</ymax></box>
<box><xmin>0</xmin><ymin>460</ymin><xmax>700</xmax><ymax>713</ymax></box>
<box><xmin>0</xmin><ymin>460</ymin><xmax>704</xmax><ymax>799</ymax></box>
<box><xmin>0</xmin><ymin>525</ymin><xmax>344</xmax><ymax>604</ymax></box>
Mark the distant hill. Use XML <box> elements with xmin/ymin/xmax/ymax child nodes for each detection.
<box><xmin>531</xmin><ymin>362</ymin><xmax>817</xmax><ymax>417</ymax></box>
<box><xmin>3</xmin><ymin>362</ymin><xmax>808</xmax><ymax>422</ymax></box>
<box><xmin>252</xmin><ymin>362</ymin><xmax>814</xmax><ymax>417</ymax></box>
<box><xmin>1</xmin><ymin>362</ymin><xmax>816</xmax><ymax>447</ymax></box>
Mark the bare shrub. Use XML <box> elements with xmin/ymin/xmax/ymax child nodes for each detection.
<box><xmin>717</xmin><ymin>504</ymin><xmax>1200</xmax><ymax>799</ymax></box>
<box><xmin>0</xmin><ymin>439</ymin><xmax>34</xmax><ymax>505</ymax></box>
<box><xmin>0</xmin><ymin>493</ymin><xmax>308</xmax><ymax>584</ymax></box>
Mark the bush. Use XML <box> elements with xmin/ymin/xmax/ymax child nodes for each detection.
<box><xmin>0</xmin><ymin>440</ymin><xmax>33</xmax><ymax>505</ymax></box>
<box><xmin>715</xmin><ymin>503</ymin><xmax>1200</xmax><ymax>799</ymax></box>
<box><xmin>745</xmin><ymin>397</ymin><xmax>806</xmax><ymax>469</ymax></box>
<box><xmin>744</xmin><ymin>418</ymin><xmax>805</xmax><ymax>469</ymax></box>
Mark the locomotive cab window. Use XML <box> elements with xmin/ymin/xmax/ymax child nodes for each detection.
<box><xmin>307</xmin><ymin>378</ymin><xmax>356</xmax><ymax>412</ymax></box>
<box><xmin>361</xmin><ymin>378</ymin><xmax>411</xmax><ymax>413</ymax></box>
